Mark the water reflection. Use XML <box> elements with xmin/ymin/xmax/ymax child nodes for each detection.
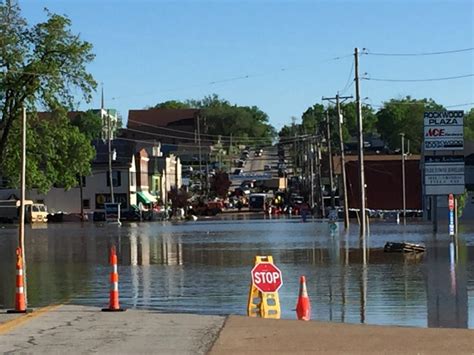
<box><xmin>0</xmin><ymin>220</ymin><xmax>472</xmax><ymax>328</ymax></box>
<box><xmin>426</xmin><ymin>237</ymin><xmax>468</xmax><ymax>328</ymax></box>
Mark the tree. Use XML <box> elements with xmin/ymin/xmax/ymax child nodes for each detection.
<box><xmin>376</xmin><ymin>97</ymin><xmax>443</xmax><ymax>153</ymax></box>
<box><xmin>0</xmin><ymin>2</ymin><xmax>96</xmax><ymax>190</ymax></box>
<box><xmin>153</xmin><ymin>94</ymin><xmax>277</xmax><ymax>147</ymax></box>
<box><xmin>70</xmin><ymin>110</ymin><xmax>102</xmax><ymax>141</ymax></box>
<box><xmin>2</xmin><ymin>108</ymin><xmax>95</xmax><ymax>192</ymax></box>
<box><xmin>153</xmin><ymin>100</ymin><xmax>191</xmax><ymax>109</ymax></box>
<box><xmin>168</xmin><ymin>187</ymin><xmax>191</xmax><ymax>209</ymax></box>
<box><xmin>210</xmin><ymin>170</ymin><xmax>231</xmax><ymax>199</ymax></box>
<box><xmin>464</xmin><ymin>108</ymin><xmax>474</xmax><ymax>141</ymax></box>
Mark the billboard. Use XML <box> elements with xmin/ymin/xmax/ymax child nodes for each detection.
<box><xmin>423</xmin><ymin>111</ymin><xmax>464</xmax><ymax>151</ymax></box>
<box><xmin>424</xmin><ymin>156</ymin><xmax>465</xmax><ymax>195</ymax></box>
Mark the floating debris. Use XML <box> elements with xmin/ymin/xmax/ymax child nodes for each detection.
<box><xmin>384</xmin><ymin>242</ymin><xmax>425</xmax><ymax>253</ymax></box>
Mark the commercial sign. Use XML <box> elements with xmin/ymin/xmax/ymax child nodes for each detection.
<box><xmin>251</xmin><ymin>262</ymin><xmax>283</xmax><ymax>293</ymax></box>
<box><xmin>423</xmin><ymin>111</ymin><xmax>464</xmax><ymax>151</ymax></box>
<box><xmin>424</xmin><ymin>156</ymin><xmax>465</xmax><ymax>195</ymax></box>
<box><xmin>104</xmin><ymin>202</ymin><xmax>121</xmax><ymax>224</ymax></box>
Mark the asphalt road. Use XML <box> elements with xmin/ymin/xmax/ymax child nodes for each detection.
<box><xmin>2</xmin><ymin>306</ymin><xmax>473</xmax><ymax>354</ymax></box>
<box><xmin>0</xmin><ymin>305</ymin><xmax>224</xmax><ymax>354</ymax></box>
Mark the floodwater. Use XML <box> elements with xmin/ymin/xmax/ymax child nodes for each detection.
<box><xmin>0</xmin><ymin>215</ymin><xmax>473</xmax><ymax>328</ymax></box>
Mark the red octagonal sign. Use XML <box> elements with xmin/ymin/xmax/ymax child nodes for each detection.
<box><xmin>251</xmin><ymin>262</ymin><xmax>283</xmax><ymax>293</ymax></box>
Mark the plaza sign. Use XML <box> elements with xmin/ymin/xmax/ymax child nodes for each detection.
<box><xmin>423</xmin><ymin>111</ymin><xmax>464</xmax><ymax>151</ymax></box>
<box><xmin>424</xmin><ymin>156</ymin><xmax>465</xmax><ymax>195</ymax></box>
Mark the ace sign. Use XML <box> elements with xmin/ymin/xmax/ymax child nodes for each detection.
<box><xmin>251</xmin><ymin>262</ymin><xmax>283</xmax><ymax>293</ymax></box>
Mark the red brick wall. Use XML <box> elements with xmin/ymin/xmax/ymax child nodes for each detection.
<box><xmin>346</xmin><ymin>159</ymin><xmax>422</xmax><ymax>210</ymax></box>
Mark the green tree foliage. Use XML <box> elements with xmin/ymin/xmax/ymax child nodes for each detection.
<box><xmin>210</xmin><ymin>170</ymin><xmax>231</xmax><ymax>198</ymax></box>
<box><xmin>0</xmin><ymin>2</ymin><xmax>96</xmax><ymax>190</ymax></box>
<box><xmin>376</xmin><ymin>97</ymin><xmax>443</xmax><ymax>153</ymax></box>
<box><xmin>2</xmin><ymin>108</ymin><xmax>95</xmax><ymax>192</ymax></box>
<box><xmin>464</xmin><ymin>108</ymin><xmax>474</xmax><ymax>141</ymax></box>
<box><xmin>153</xmin><ymin>100</ymin><xmax>191</xmax><ymax>109</ymax></box>
<box><xmin>154</xmin><ymin>94</ymin><xmax>276</xmax><ymax>147</ymax></box>
<box><xmin>70</xmin><ymin>110</ymin><xmax>102</xmax><ymax>141</ymax></box>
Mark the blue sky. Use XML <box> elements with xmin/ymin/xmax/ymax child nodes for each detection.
<box><xmin>21</xmin><ymin>0</ymin><xmax>474</xmax><ymax>130</ymax></box>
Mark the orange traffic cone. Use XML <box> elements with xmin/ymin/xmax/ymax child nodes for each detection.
<box><xmin>7</xmin><ymin>248</ymin><xmax>28</xmax><ymax>313</ymax></box>
<box><xmin>102</xmin><ymin>246</ymin><xmax>125</xmax><ymax>312</ymax></box>
<box><xmin>296</xmin><ymin>276</ymin><xmax>311</xmax><ymax>321</ymax></box>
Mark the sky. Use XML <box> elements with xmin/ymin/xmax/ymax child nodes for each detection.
<box><xmin>20</xmin><ymin>0</ymin><xmax>474</xmax><ymax>130</ymax></box>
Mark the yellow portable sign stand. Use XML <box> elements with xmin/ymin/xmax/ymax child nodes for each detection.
<box><xmin>247</xmin><ymin>255</ymin><xmax>281</xmax><ymax>319</ymax></box>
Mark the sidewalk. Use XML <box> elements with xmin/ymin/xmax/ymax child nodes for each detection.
<box><xmin>1</xmin><ymin>305</ymin><xmax>473</xmax><ymax>354</ymax></box>
<box><xmin>210</xmin><ymin>316</ymin><xmax>474</xmax><ymax>354</ymax></box>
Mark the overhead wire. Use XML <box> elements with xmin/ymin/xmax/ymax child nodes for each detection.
<box><xmin>121</xmin><ymin>125</ymin><xmax>314</xmax><ymax>146</ymax></box>
<box><xmin>364</xmin><ymin>47</ymin><xmax>474</xmax><ymax>57</ymax></box>
<box><xmin>339</xmin><ymin>61</ymin><xmax>354</xmax><ymax>95</ymax></box>
<box><xmin>127</xmin><ymin>119</ymin><xmax>275</xmax><ymax>142</ymax></box>
<box><xmin>364</xmin><ymin>73</ymin><xmax>474</xmax><ymax>82</ymax></box>
<box><xmin>366</xmin><ymin>101</ymin><xmax>474</xmax><ymax>109</ymax></box>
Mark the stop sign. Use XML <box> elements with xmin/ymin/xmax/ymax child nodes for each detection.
<box><xmin>251</xmin><ymin>262</ymin><xmax>283</xmax><ymax>293</ymax></box>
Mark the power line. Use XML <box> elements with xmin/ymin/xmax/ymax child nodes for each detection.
<box><xmin>128</xmin><ymin>119</ymin><xmax>271</xmax><ymax>141</ymax></box>
<box><xmin>122</xmin><ymin>125</ymin><xmax>311</xmax><ymax>145</ymax></box>
<box><xmin>367</xmin><ymin>101</ymin><xmax>474</xmax><ymax>109</ymax></box>
<box><xmin>364</xmin><ymin>73</ymin><xmax>474</xmax><ymax>82</ymax></box>
<box><xmin>339</xmin><ymin>61</ymin><xmax>354</xmax><ymax>94</ymax></box>
<box><xmin>365</xmin><ymin>47</ymin><xmax>474</xmax><ymax>57</ymax></box>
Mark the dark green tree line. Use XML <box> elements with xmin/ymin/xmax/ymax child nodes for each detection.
<box><xmin>153</xmin><ymin>94</ymin><xmax>277</xmax><ymax>147</ymax></box>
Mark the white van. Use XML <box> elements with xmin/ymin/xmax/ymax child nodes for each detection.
<box><xmin>0</xmin><ymin>200</ymin><xmax>48</xmax><ymax>223</ymax></box>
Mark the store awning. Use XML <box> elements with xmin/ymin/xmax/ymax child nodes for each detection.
<box><xmin>137</xmin><ymin>191</ymin><xmax>157</xmax><ymax>205</ymax></box>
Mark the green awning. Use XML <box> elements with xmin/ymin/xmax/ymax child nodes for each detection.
<box><xmin>137</xmin><ymin>191</ymin><xmax>152</xmax><ymax>204</ymax></box>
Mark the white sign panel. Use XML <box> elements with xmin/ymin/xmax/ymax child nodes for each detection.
<box><xmin>424</xmin><ymin>156</ymin><xmax>465</xmax><ymax>195</ymax></box>
<box><xmin>423</xmin><ymin>111</ymin><xmax>464</xmax><ymax>151</ymax></box>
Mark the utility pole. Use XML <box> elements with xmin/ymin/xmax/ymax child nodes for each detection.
<box><xmin>104</xmin><ymin>86</ymin><xmax>114</xmax><ymax>203</ymax></box>
<box><xmin>325</xmin><ymin>110</ymin><xmax>335</xmax><ymax>209</ymax></box>
<box><xmin>196</xmin><ymin>114</ymin><xmax>203</xmax><ymax>194</ymax></box>
<box><xmin>400</xmin><ymin>133</ymin><xmax>406</xmax><ymax>223</ymax></box>
<box><xmin>310</xmin><ymin>138</ymin><xmax>315</xmax><ymax>210</ymax></box>
<box><xmin>355</xmin><ymin>47</ymin><xmax>367</xmax><ymax>264</ymax></box>
<box><xmin>19</xmin><ymin>107</ymin><xmax>27</xmax><ymax>300</ymax></box>
<box><xmin>322</xmin><ymin>94</ymin><xmax>353</xmax><ymax>229</ymax></box>
<box><xmin>316</xmin><ymin>141</ymin><xmax>325</xmax><ymax>217</ymax></box>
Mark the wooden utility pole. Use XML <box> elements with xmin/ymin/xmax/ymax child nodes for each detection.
<box><xmin>337</xmin><ymin>95</ymin><xmax>351</xmax><ymax>229</ymax></box>
<box><xmin>400</xmin><ymin>133</ymin><xmax>406</xmax><ymax>223</ymax></box>
<box><xmin>310</xmin><ymin>138</ymin><xmax>315</xmax><ymax>209</ymax></box>
<box><xmin>104</xmin><ymin>86</ymin><xmax>115</xmax><ymax>203</ymax></box>
<box><xmin>19</xmin><ymin>107</ymin><xmax>27</xmax><ymax>299</ymax></box>
<box><xmin>196</xmin><ymin>114</ymin><xmax>203</xmax><ymax>194</ymax></box>
<box><xmin>316</xmin><ymin>141</ymin><xmax>325</xmax><ymax>217</ymax></box>
<box><xmin>326</xmin><ymin>110</ymin><xmax>335</xmax><ymax>209</ymax></box>
<box><xmin>354</xmin><ymin>47</ymin><xmax>367</xmax><ymax>264</ymax></box>
<box><xmin>322</xmin><ymin>94</ymin><xmax>353</xmax><ymax>229</ymax></box>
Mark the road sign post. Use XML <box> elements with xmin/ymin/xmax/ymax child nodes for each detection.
<box><xmin>448</xmin><ymin>194</ymin><xmax>455</xmax><ymax>237</ymax></box>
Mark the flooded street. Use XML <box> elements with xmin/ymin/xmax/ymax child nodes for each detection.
<box><xmin>0</xmin><ymin>216</ymin><xmax>473</xmax><ymax>328</ymax></box>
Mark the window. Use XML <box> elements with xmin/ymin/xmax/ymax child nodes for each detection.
<box><xmin>106</xmin><ymin>171</ymin><xmax>121</xmax><ymax>187</ymax></box>
<box><xmin>83</xmin><ymin>199</ymin><xmax>90</xmax><ymax>209</ymax></box>
<box><xmin>130</xmin><ymin>172</ymin><xmax>136</xmax><ymax>186</ymax></box>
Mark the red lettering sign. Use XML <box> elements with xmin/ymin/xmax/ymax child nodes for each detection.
<box><xmin>251</xmin><ymin>262</ymin><xmax>283</xmax><ymax>293</ymax></box>
<box><xmin>426</xmin><ymin>128</ymin><xmax>446</xmax><ymax>137</ymax></box>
